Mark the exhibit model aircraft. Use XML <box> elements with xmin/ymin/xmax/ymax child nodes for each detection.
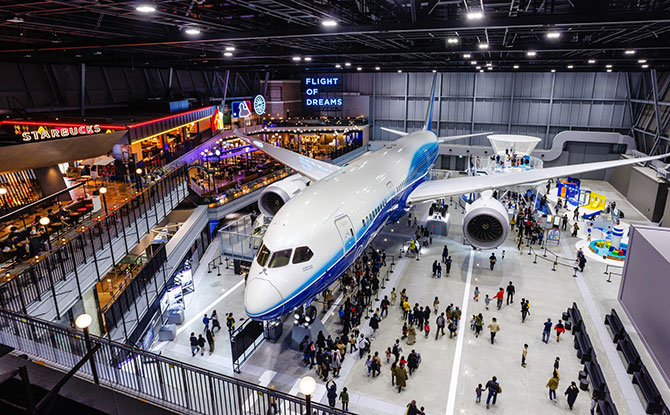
<box><xmin>236</xmin><ymin>75</ymin><xmax>668</xmax><ymax>321</ymax></box>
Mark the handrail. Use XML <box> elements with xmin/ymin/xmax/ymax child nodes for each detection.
<box><xmin>0</xmin><ymin>181</ymin><xmax>85</xmax><ymax>223</ymax></box>
<box><xmin>0</xmin><ymin>307</ymin><xmax>353</xmax><ymax>415</ymax></box>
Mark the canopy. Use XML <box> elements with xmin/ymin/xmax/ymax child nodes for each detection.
<box><xmin>487</xmin><ymin>134</ymin><xmax>541</xmax><ymax>155</ymax></box>
<box><xmin>80</xmin><ymin>155</ymin><xmax>115</xmax><ymax>166</ymax></box>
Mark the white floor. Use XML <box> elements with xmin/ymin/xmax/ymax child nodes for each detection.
<box><xmin>153</xmin><ymin>179</ymin><xmax>670</xmax><ymax>415</ymax></box>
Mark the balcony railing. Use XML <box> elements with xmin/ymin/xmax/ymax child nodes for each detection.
<box><xmin>0</xmin><ymin>308</ymin><xmax>352</xmax><ymax>415</ymax></box>
<box><xmin>0</xmin><ymin>164</ymin><xmax>189</xmax><ymax>319</ymax></box>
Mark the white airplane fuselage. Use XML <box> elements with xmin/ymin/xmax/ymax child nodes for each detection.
<box><xmin>244</xmin><ymin>130</ymin><xmax>439</xmax><ymax>320</ymax></box>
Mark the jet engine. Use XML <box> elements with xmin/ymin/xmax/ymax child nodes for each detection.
<box><xmin>258</xmin><ymin>176</ymin><xmax>310</xmax><ymax>218</ymax></box>
<box><xmin>462</xmin><ymin>195</ymin><xmax>510</xmax><ymax>250</ymax></box>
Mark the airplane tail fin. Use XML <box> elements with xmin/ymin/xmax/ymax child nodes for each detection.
<box><xmin>423</xmin><ymin>73</ymin><xmax>438</xmax><ymax>131</ymax></box>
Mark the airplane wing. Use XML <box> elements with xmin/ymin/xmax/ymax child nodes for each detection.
<box><xmin>438</xmin><ymin>132</ymin><xmax>493</xmax><ymax>143</ymax></box>
<box><xmin>381</xmin><ymin>127</ymin><xmax>408</xmax><ymax>137</ymax></box>
<box><xmin>407</xmin><ymin>153</ymin><xmax>670</xmax><ymax>204</ymax></box>
<box><xmin>234</xmin><ymin>129</ymin><xmax>340</xmax><ymax>181</ymax></box>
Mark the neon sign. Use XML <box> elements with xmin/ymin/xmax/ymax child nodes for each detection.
<box><xmin>304</xmin><ymin>76</ymin><xmax>342</xmax><ymax>108</ymax></box>
<box><xmin>253</xmin><ymin>95</ymin><xmax>266</xmax><ymax>115</ymax></box>
<box><xmin>21</xmin><ymin>124</ymin><xmax>104</xmax><ymax>142</ymax></box>
<box><xmin>232</xmin><ymin>100</ymin><xmax>252</xmax><ymax>118</ymax></box>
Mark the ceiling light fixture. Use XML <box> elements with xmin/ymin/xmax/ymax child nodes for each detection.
<box><xmin>463</xmin><ymin>53</ymin><xmax>471</xmax><ymax>59</ymax></box>
<box><xmin>345</xmin><ymin>62</ymin><xmax>351</xmax><ymax>67</ymax></box>
<box><xmin>432</xmin><ymin>69</ymin><xmax>437</xmax><ymax>73</ymax></box>
<box><xmin>638</xmin><ymin>59</ymin><xmax>647</xmax><ymax>63</ymax></box>
<box><xmin>225</xmin><ymin>46</ymin><xmax>235</xmax><ymax>51</ymax></box>
<box><xmin>470</xmin><ymin>61</ymin><xmax>477</xmax><ymax>65</ymax></box>
<box><xmin>606</xmin><ymin>69</ymin><xmax>612</xmax><ymax>72</ymax></box>
<box><xmin>357</xmin><ymin>67</ymin><xmax>362</xmax><ymax>71</ymax></box>
<box><xmin>526</xmin><ymin>51</ymin><xmax>536</xmax><ymax>57</ymax></box>
<box><xmin>588</xmin><ymin>59</ymin><xmax>596</xmax><ymax>64</ymax></box>
<box><xmin>292</xmin><ymin>56</ymin><xmax>302</xmax><ymax>61</ymax></box>
<box><xmin>447</xmin><ymin>37</ymin><xmax>459</xmax><ymax>44</ymax></box>
<box><xmin>567</xmin><ymin>65</ymin><xmax>574</xmax><ymax>69</ymax></box>
<box><xmin>478</xmin><ymin>43</ymin><xmax>489</xmax><ymax>49</ymax></box>
<box><xmin>551</xmin><ymin>69</ymin><xmax>556</xmax><ymax>73</ymax></box>
<box><xmin>136</xmin><ymin>4</ymin><xmax>156</xmax><ymax>13</ymax></box>
<box><xmin>375</xmin><ymin>66</ymin><xmax>380</xmax><ymax>70</ymax></box>
<box><xmin>486</xmin><ymin>62</ymin><xmax>492</xmax><ymax>67</ymax></box>
<box><xmin>624</xmin><ymin>50</ymin><xmax>636</xmax><ymax>55</ymax></box>
<box><xmin>322</xmin><ymin>19</ymin><xmax>337</xmax><ymax>27</ymax></box>
<box><xmin>6</xmin><ymin>16</ymin><xmax>24</xmax><ymax>24</ymax></box>
<box><xmin>513</xmin><ymin>65</ymin><xmax>519</xmax><ymax>69</ymax></box>
<box><xmin>606</xmin><ymin>64</ymin><xmax>612</xmax><ymax>68</ymax></box>
<box><xmin>479</xmin><ymin>69</ymin><xmax>484</xmax><ymax>72</ymax></box>
<box><xmin>184</xmin><ymin>27</ymin><xmax>200</xmax><ymax>35</ymax></box>
<box><xmin>487</xmin><ymin>67</ymin><xmax>492</xmax><ymax>70</ymax></box>
<box><xmin>546</xmin><ymin>31</ymin><xmax>561</xmax><ymax>39</ymax></box>
<box><xmin>476</xmin><ymin>66</ymin><xmax>481</xmax><ymax>69</ymax></box>
<box><xmin>641</xmin><ymin>64</ymin><xmax>649</xmax><ymax>68</ymax></box>
<box><xmin>467</xmin><ymin>11</ymin><xmax>484</xmax><ymax>20</ymax></box>
<box><xmin>398</xmin><ymin>69</ymin><xmax>402</xmax><ymax>73</ymax></box>
<box><xmin>304</xmin><ymin>57</ymin><xmax>312</xmax><ymax>61</ymax></box>
<box><xmin>223</xmin><ymin>52</ymin><xmax>233</xmax><ymax>57</ymax></box>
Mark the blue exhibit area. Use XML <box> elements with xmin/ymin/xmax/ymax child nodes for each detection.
<box><xmin>582</xmin><ymin>210</ymin><xmax>604</xmax><ymax>220</ymax></box>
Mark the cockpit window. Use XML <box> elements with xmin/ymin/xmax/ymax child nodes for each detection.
<box><xmin>257</xmin><ymin>244</ymin><xmax>271</xmax><ymax>267</ymax></box>
<box><xmin>293</xmin><ymin>246</ymin><xmax>314</xmax><ymax>264</ymax></box>
<box><xmin>268</xmin><ymin>249</ymin><xmax>292</xmax><ymax>268</ymax></box>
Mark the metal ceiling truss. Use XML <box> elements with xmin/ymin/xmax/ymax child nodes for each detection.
<box><xmin>0</xmin><ymin>0</ymin><xmax>669</xmax><ymax>72</ymax></box>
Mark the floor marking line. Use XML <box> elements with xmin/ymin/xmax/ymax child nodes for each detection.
<box><xmin>176</xmin><ymin>279</ymin><xmax>245</xmax><ymax>336</ymax></box>
<box><xmin>445</xmin><ymin>248</ymin><xmax>475</xmax><ymax>415</ymax></box>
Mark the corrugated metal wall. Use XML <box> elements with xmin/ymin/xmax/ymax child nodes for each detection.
<box><xmin>352</xmin><ymin>71</ymin><xmax>632</xmax><ymax>149</ymax></box>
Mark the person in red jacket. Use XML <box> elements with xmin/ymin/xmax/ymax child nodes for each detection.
<box><xmin>493</xmin><ymin>287</ymin><xmax>505</xmax><ymax>310</ymax></box>
<box><xmin>554</xmin><ymin>319</ymin><xmax>566</xmax><ymax>342</ymax></box>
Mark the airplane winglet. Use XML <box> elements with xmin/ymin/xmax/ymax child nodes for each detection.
<box><xmin>381</xmin><ymin>127</ymin><xmax>408</xmax><ymax>137</ymax></box>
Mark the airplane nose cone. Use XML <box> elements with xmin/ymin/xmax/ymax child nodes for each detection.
<box><xmin>244</xmin><ymin>278</ymin><xmax>283</xmax><ymax>319</ymax></box>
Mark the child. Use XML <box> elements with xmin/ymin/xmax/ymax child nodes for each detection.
<box><xmin>476</xmin><ymin>384</ymin><xmax>483</xmax><ymax>403</ymax></box>
<box><xmin>339</xmin><ymin>387</ymin><xmax>349</xmax><ymax>411</ymax></box>
<box><xmin>484</xmin><ymin>294</ymin><xmax>491</xmax><ymax>310</ymax></box>
<box><xmin>385</xmin><ymin>347</ymin><xmax>392</xmax><ymax>364</ymax></box>
<box><xmin>424</xmin><ymin>321</ymin><xmax>430</xmax><ymax>338</ymax></box>
<box><xmin>401</xmin><ymin>323</ymin><xmax>409</xmax><ymax>340</ymax></box>
<box><xmin>470</xmin><ymin>315</ymin><xmax>476</xmax><ymax>331</ymax></box>
<box><xmin>522</xmin><ymin>343</ymin><xmax>528</xmax><ymax>367</ymax></box>
<box><xmin>473</xmin><ymin>286</ymin><xmax>480</xmax><ymax>302</ymax></box>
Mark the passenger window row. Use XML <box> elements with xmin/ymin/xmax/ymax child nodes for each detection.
<box><xmin>362</xmin><ymin>197</ymin><xmax>391</xmax><ymax>227</ymax></box>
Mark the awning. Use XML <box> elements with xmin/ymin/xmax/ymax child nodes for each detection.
<box><xmin>81</xmin><ymin>156</ymin><xmax>115</xmax><ymax>166</ymax></box>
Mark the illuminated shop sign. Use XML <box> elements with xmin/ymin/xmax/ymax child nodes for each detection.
<box><xmin>18</xmin><ymin>124</ymin><xmax>112</xmax><ymax>142</ymax></box>
<box><xmin>304</xmin><ymin>76</ymin><xmax>342</xmax><ymax>108</ymax></box>
<box><xmin>211</xmin><ymin>107</ymin><xmax>224</xmax><ymax>131</ymax></box>
<box><xmin>253</xmin><ymin>95</ymin><xmax>266</xmax><ymax>115</ymax></box>
<box><xmin>232</xmin><ymin>100</ymin><xmax>252</xmax><ymax>118</ymax></box>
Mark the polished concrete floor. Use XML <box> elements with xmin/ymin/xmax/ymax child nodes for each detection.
<box><xmin>153</xmin><ymin>179</ymin><xmax>670</xmax><ymax>415</ymax></box>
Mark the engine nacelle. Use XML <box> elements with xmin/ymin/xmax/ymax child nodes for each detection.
<box><xmin>258</xmin><ymin>175</ymin><xmax>310</xmax><ymax>218</ymax></box>
<box><xmin>462</xmin><ymin>196</ymin><xmax>510</xmax><ymax>250</ymax></box>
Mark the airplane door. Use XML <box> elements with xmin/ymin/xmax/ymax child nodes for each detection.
<box><xmin>334</xmin><ymin>215</ymin><xmax>356</xmax><ymax>252</ymax></box>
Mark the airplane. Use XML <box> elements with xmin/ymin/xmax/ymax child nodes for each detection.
<box><xmin>235</xmin><ymin>74</ymin><xmax>668</xmax><ymax>321</ymax></box>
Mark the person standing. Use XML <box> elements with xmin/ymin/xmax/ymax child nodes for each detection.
<box><xmin>339</xmin><ymin>387</ymin><xmax>349</xmax><ymax>411</ymax></box>
<box><xmin>326</xmin><ymin>379</ymin><xmax>337</xmax><ymax>407</ymax></box>
<box><xmin>446</xmin><ymin>256</ymin><xmax>452</xmax><ymax>275</ymax></box>
<box><xmin>542</xmin><ymin>318</ymin><xmax>553</xmax><ymax>343</ymax></box>
<box><xmin>475</xmin><ymin>313</ymin><xmax>483</xmax><ymax>338</ymax></box>
<box><xmin>520</xmin><ymin>299</ymin><xmax>529</xmax><ymax>323</ymax></box>
<box><xmin>493</xmin><ymin>287</ymin><xmax>505</xmax><ymax>310</ymax></box>
<box><xmin>211</xmin><ymin>310</ymin><xmax>221</xmax><ymax>332</ymax></box>
<box><xmin>407</xmin><ymin>325</ymin><xmax>417</xmax><ymax>345</ymax></box>
<box><xmin>202</xmin><ymin>314</ymin><xmax>211</xmax><ymax>332</ymax></box>
<box><xmin>391</xmin><ymin>287</ymin><xmax>397</xmax><ymax>306</ymax></box>
<box><xmin>436</xmin><ymin>312</ymin><xmax>446</xmax><ymax>339</ymax></box>
<box><xmin>395</xmin><ymin>363</ymin><xmax>408</xmax><ymax>393</ymax></box>
<box><xmin>565</xmin><ymin>381</ymin><xmax>579</xmax><ymax>409</ymax></box>
<box><xmin>506</xmin><ymin>281</ymin><xmax>515</xmax><ymax>305</ymax></box>
<box><xmin>369</xmin><ymin>313</ymin><xmax>380</xmax><ymax>339</ymax></box>
<box><xmin>546</xmin><ymin>372</ymin><xmax>560</xmax><ymax>402</ymax></box>
<box><xmin>442</xmin><ymin>245</ymin><xmax>449</xmax><ymax>263</ymax></box>
<box><xmin>432</xmin><ymin>260</ymin><xmax>438</xmax><ymax>277</ymax></box>
<box><xmin>521</xmin><ymin>343</ymin><xmax>528</xmax><ymax>367</ymax></box>
<box><xmin>484</xmin><ymin>376</ymin><xmax>500</xmax><ymax>409</ymax></box>
<box><xmin>197</xmin><ymin>334</ymin><xmax>206</xmax><ymax>356</ymax></box>
<box><xmin>406</xmin><ymin>400</ymin><xmax>420</xmax><ymax>415</ymax></box>
<box><xmin>436</xmin><ymin>262</ymin><xmax>442</xmax><ymax>278</ymax></box>
<box><xmin>205</xmin><ymin>327</ymin><xmax>215</xmax><ymax>355</ymax></box>
<box><xmin>381</xmin><ymin>295</ymin><xmax>390</xmax><ymax>319</ymax></box>
<box><xmin>488</xmin><ymin>317</ymin><xmax>500</xmax><ymax>344</ymax></box>
<box><xmin>489</xmin><ymin>253</ymin><xmax>497</xmax><ymax>270</ymax></box>
<box><xmin>226</xmin><ymin>313</ymin><xmax>236</xmax><ymax>335</ymax></box>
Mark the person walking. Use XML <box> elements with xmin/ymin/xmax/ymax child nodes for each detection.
<box><xmin>326</xmin><ymin>379</ymin><xmax>337</xmax><ymax>407</ymax></box>
<box><xmin>546</xmin><ymin>372</ymin><xmax>560</xmax><ymax>402</ymax></box>
<box><xmin>442</xmin><ymin>245</ymin><xmax>449</xmax><ymax>263</ymax></box>
<box><xmin>489</xmin><ymin>253</ymin><xmax>497</xmax><ymax>271</ymax></box>
<box><xmin>484</xmin><ymin>376</ymin><xmax>500</xmax><ymax>409</ymax></box>
<box><xmin>202</xmin><ymin>314</ymin><xmax>211</xmax><ymax>332</ymax></box>
<box><xmin>205</xmin><ymin>327</ymin><xmax>215</xmax><ymax>355</ymax></box>
<box><xmin>488</xmin><ymin>317</ymin><xmax>500</xmax><ymax>345</ymax></box>
<box><xmin>436</xmin><ymin>262</ymin><xmax>442</xmax><ymax>278</ymax></box>
<box><xmin>565</xmin><ymin>381</ymin><xmax>580</xmax><ymax>410</ymax></box>
<box><xmin>475</xmin><ymin>313</ymin><xmax>483</xmax><ymax>338</ymax></box>
<box><xmin>506</xmin><ymin>281</ymin><xmax>515</xmax><ymax>305</ymax></box>
<box><xmin>339</xmin><ymin>387</ymin><xmax>349</xmax><ymax>411</ymax></box>
<box><xmin>520</xmin><ymin>298</ymin><xmax>529</xmax><ymax>323</ymax></box>
<box><xmin>555</xmin><ymin>319</ymin><xmax>565</xmax><ymax>342</ymax></box>
<box><xmin>407</xmin><ymin>350</ymin><xmax>419</xmax><ymax>376</ymax></box>
<box><xmin>369</xmin><ymin>313</ymin><xmax>380</xmax><ymax>339</ymax></box>
<box><xmin>432</xmin><ymin>260</ymin><xmax>438</xmax><ymax>277</ymax></box>
<box><xmin>493</xmin><ymin>287</ymin><xmax>505</xmax><ymax>310</ymax></box>
<box><xmin>189</xmin><ymin>332</ymin><xmax>199</xmax><ymax>356</ymax></box>
<box><xmin>542</xmin><ymin>318</ymin><xmax>553</xmax><ymax>343</ymax></box>
<box><xmin>436</xmin><ymin>312</ymin><xmax>446</xmax><ymax>339</ymax></box>
<box><xmin>197</xmin><ymin>334</ymin><xmax>206</xmax><ymax>356</ymax></box>
<box><xmin>391</xmin><ymin>287</ymin><xmax>397</xmax><ymax>306</ymax></box>
<box><xmin>226</xmin><ymin>313</ymin><xmax>236</xmax><ymax>335</ymax></box>
<box><xmin>406</xmin><ymin>400</ymin><xmax>420</xmax><ymax>415</ymax></box>
<box><xmin>395</xmin><ymin>363</ymin><xmax>408</xmax><ymax>393</ymax></box>
<box><xmin>446</xmin><ymin>256</ymin><xmax>452</xmax><ymax>275</ymax></box>
<box><xmin>211</xmin><ymin>310</ymin><xmax>221</xmax><ymax>332</ymax></box>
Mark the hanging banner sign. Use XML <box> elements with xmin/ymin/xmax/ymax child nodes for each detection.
<box><xmin>303</xmin><ymin>75</ymin><xmax>343</xmax><ymax>109</ymax></box>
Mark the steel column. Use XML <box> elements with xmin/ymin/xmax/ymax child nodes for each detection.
<box><xmin>80</xmin><ymin>63</ymin><xmax>86</xmax><ymax>116</ymax></box>
<box><xmin>648</xmin><ymin>69</ymin><xmax>664</xmax><ymax>156</ymax></box>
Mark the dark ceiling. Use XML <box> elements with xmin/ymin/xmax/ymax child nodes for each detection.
<box><xmin>1</xmin><ymin>0</ymin><xmax>670</xmax><ymax>73</ymax></box>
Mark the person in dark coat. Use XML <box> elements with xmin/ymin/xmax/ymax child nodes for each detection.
<box><xmin>326</xmin><ymin>379</ymin><xmax>337</xmax><ymax>407</ymax></box>
<box><xmin>407</xmin><ymin>350</ymin><xmax>419</xmax><ymax>375</ymax></box>
<box><xmin>565</xmin><ymin>381</ymin><xmax>580</xmax><ymax>410</ymax></box>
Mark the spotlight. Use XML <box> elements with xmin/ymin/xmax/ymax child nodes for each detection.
<box><xmin>322</xmin><ymin>19</ymin><xmax>338</xmax><ymax>27</ymax></box>
<box><xmin>224</xmin><ymin>52</ymin><xmax>233</xmax><ymax>57</ymax></box>
<box><xmin>447</xmin><ymin>37</ymin><xmax>459</xmax><ymax>44</ymax></box>
<box><xmin>513</xmin><ymin>65</ymin><xmax>519</xmax><ymax>69</ymax></box>
<box><xmin>567</xmin><ymin>65</ymin><xmax>574</xmax><ymax>69</ymax></box>
<box><xmin>467</xmin><ymin>11</ymin><xmax>483</xmax><ymax>20</ymax></box>
<box><xmin>184</xmin><ymin>26</ymin><xmax>200</xmax><ymax>35</ymax></box>
<box><xmin>375</xmin><ymin>66</ymin><xmax>380</xmax><ymax>70</ymax></box>
<box><xmin>638</xmin><ymin>59</ymin><xmax>647</xmax><ymax>63</ymax></box>
<box><xmin>546</xmin><ymin>31</ymin><xmax>561</xmax><ymax>39</ymax></box>
<box><xmin>624</xmin><ymin>50</ymin><xmax>635</xmax><ymax>55</ymax></box>
<box><xmin>588</xmin><ymin>59</ymin><xmax>596</xmax><ymax>64</ymax></box>
<box><xmin>136</xmin><ymin>4</ymin><xmax>156</xmax><ymax>13</ymax></box>
<box><xmin>304</xmin><ymin>57</ymin><xmax>312</xmax><ymax>61</ymax></box>
<box><xmin>292</xmin><ymin>56</ymin><xmax>301</xmax><ymax>61</ymax></box>
<box><xmin>345</xmin><ymin>62</ymin><xmax>351</xmax><ymax>67</ymax></box>
<box><xmin>478</xmin><ymin>43</ymin><xmax>489</xmax><ymax>49</ymax></box>
<box><xmin>463</xmin><ymin>54</ymin><xmax>471</xmax><ymax>59</ymax></box>
<box><xmin>225</xmin><ymin>46</ymin><xmax>236</xmax><ymax>51</ymax></box>
<box><xmin>526</xmin><ymin>51</ymin><xmax>536</xmax><ymax>57</ymax></box>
